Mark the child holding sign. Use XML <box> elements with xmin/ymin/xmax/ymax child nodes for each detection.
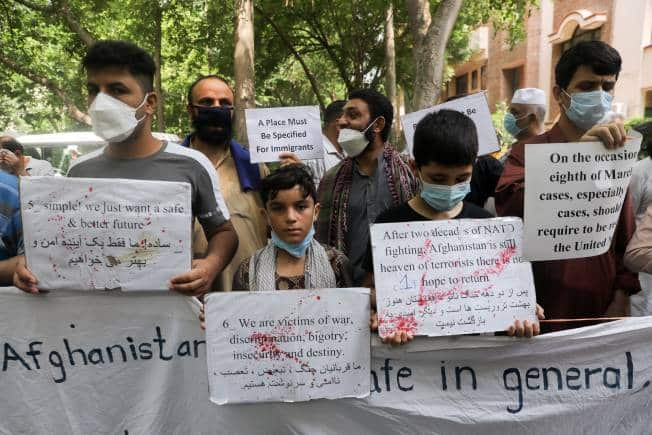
<box><xmin>363</xmin><ymin>110</ymin><xmax>544</xmax><ymax>344</ymax></box>
<box><xmin>199</xmin><ymin>165</ymin><xmax>356</xmax><ymax>327</ymax></box>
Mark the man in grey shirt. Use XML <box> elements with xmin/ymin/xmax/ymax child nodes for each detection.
<box><xmin>14</xmin><ymin>40</ymin><xmax>238</xmax><ymax>296</ymax></box>
<box><xmin>316</xmin><ymin>89</ymin><xmax>420</xmax><ymax>278</ymax></box>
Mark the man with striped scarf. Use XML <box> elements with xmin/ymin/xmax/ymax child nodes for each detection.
<box><xmin>316</xmin><ymin>89</ymin><xmax>420</xmax><ymax>280</ymax></box>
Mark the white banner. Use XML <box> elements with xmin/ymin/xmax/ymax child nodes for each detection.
<box><xmin>1</xmin><ymin>288</ymin><xmax>651</xmax><ymax>434</ymax></box>
<box><xmin>20</xmin><ymin>177</ymin><xmax>192</xmax><ymax>290</ymax></box>
<box><xmin>400</xmin><ymin>92</ymin><xmax>500</xmax><ymax>156</ymax></box>
<box><xmin>370</xmin><ymin>218</ymin><xmax>537</xmax><ymax>337</ymax></box>
<box><xmin>245</xmin><ymin>106</ymin><xmax>323</xmax><ymax>163</ymax></box>
<box><xmin>205</xmin><ymin>289</ymin><xmax>370</xmax><ymax>404</ymax></box>
<box><xmin>524</xmin><ymin>133</ymin><xmax>641</xmax><ymax>260</ymax></box>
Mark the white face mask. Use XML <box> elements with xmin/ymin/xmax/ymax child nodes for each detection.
<box><xmin>338</xmin><ymin>117</ymin><xmax>380</xmax><ymax>158</ymax></box>
<box><xmin>89</xmin><ymin>92</ymin><xmax>149</xmax><ymax>143</ymax></box>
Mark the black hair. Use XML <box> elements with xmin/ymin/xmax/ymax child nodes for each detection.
<box><xmin>82</xmin><ymin>40</ymin><xmax>156</xmax><ymax>93</ymax></box>
<box><xmin>187</xmin><ymin>74</ymin><xmax>232</xmax><ymax>105</ymax></box>
<box><xmin>323</xmin><ymin>100</ymin><xmax>346</xmax><ymax>125</ymax></box>
<box><xmin>0</xmin><ymin>138</ymin><xmax>23</xmax><ymax>154</ymax></box>
<box><xmin>413</xmin><ymin>109</ymin><xmax>478</xmax><ymax>168</ymax></box>
<box><xmin>555</xmin><ymin>40</ymin><xmax>622</xmax><ymax>90</ymax></box>
<box><xmin>348</xmin><ymin>89</ymin><xmax>393</xmax><ymax>142</ymax></box>
<box><xmin>260</xmin><ymin>164</ymin><xmax>317</xmax><ymax>205</ymax></box>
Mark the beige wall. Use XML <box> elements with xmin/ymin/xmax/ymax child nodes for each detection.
<box><xmin>611</xmin><ymin>0</ymin><xmax>649</xmax><ymax>117</ymax></box>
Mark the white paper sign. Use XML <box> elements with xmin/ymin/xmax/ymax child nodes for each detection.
<box><xmin>246</xmin><ymin>105</ymin><xmax>323</xmax><ymax>163</ymax></box>
<box><xmin>21</xmin><ymin>177</ymin><xmax>192</xmax><ymax>290</ymax></box>
<box><xmin>205</xmin><ymin>288</ymin><xmax>370</xmax><ymax>404</ymax></box>
<box><xmin>523</xmin><ymin>132</ymin><xmax>641</xmax><ymax>261</ymax></box>
<box><xmin>400</xmin><ymin>92</ymin><xmax>500</xmax><ymax>156</ymax></box>
<box><xmin>370</xmin><ymin>218</ymin><xmax>537</xmax><ymax>338</ymax></box>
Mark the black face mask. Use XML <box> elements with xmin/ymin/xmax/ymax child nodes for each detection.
<box><xmin>191</xmin><ymin>105</ymin><xmax>233</xmax><ymax>145</ymax></box>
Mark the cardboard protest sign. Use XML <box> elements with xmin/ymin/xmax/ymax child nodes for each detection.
<box><xmin>21</xmin><ymin>177</ymin><xmax>192</xmax><ymax>290</ymax></box>
<box><xmin>523</xmin><ymin>132</ymin><xmax>641</xmax><ymax>261</ymax></box>
<box><xmin>205</xmin><ymin>288</ymin><xmax>370</xmax><ymax>403</ymax></box>
<box><xmin>246</xmin><ymin>106</ymin><xmax>323</xmax><ymax>163</ymax></box>
<box><xmin>400</xmin><ymin>92</ymin><xmax>499</xmax><ymax>156</ymax></box>
<box><xmin>370</xmin><ymin>218</ymin><xmax>537</xmax><ymax>338</ymax></box>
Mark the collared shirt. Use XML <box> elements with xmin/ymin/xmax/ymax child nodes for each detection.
<box><xmin>0</xmin><ymin>171</ymin><xmax>22</xmax><ymax>260</ymax></box>
<box><xmin>190</xmin><ymin>142</ymin><xmax>269</xmax><ymax>292</ymax></box>
<box><xmin>322</xmin><ymin>133</ymin><xmax>345</xmax><ymax>172</ymax></box>
<box><xmin>302</xmin><ymin>135</ymin><xmax>345</xmax><ymax>190</ymax></box>
<box><xmin>495</xmin><ymin>123</ymin><xmax>640</xmax><ymax>325</ymax></box>
<box><xmin>345</xmin><ymin>153</ymin><xmax>393</xmax><ymax>271</ymax></box>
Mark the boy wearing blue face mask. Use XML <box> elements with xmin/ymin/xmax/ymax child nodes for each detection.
<box><xmin>496</xmin><ymin>41</ymin><xmax>640</xmax><ymax>328</ymax></box>
<box><xmin>369</xmin><ymin>110</ymin><xmax>492</xmax><ymax>224</ymax></box>
<box><xmin>231</xmin><ymin>164</ymin><xmax>355</xmax><ymax>291</ymax></box>
<box><xmin>362</xmin><ymin>110</ymin><xmax>543</xmax><ymax>344</ymax></box>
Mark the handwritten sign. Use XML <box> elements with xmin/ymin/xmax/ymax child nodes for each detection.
<box><xmin>400</xmin><ymin>92</ymin><xmax>499</xmax><ymax>156</ymax></box>
<box><xmin>370</xmin><ymin>218</ymin><xmax>537</xmax><ymax>338</ymax></box>
<box><xmin>245</xmin><ymin>105</ymin><xmax>323</xmax><ymax>163</ymax></box>
<box><xmin>21</xmin><ymin>177</ymin><xmax>192</xmax><ymax>290</ymax></box>
<box><xmin>205</xmin><ymin>288</ymin><xmax>370</xmax><ymax>404</ymax></box>
<box><xmin>523</xmin><ymin>132</ymin><xmax>641</xmax><ymax>261</ymax></box>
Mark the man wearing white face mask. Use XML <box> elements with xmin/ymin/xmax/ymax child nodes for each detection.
<box><xmin>496</xmin><ymin>41</ymin><xmax>640</xmax><ymax>329</ymax></box>
<box><xmin>316</xmin><ymin>89</ymin><xmax>420</xmax><ymax>279</ymax></box>
<box><xmin>13</xmin><ymin>40</ymin><xmax>238</xmax><ymax>297</ymax></box>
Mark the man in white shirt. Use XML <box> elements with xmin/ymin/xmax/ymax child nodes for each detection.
<box><xmin>280</xmin><ymin>100</ymin><xmax>346</xmax><ymax>188</ymax></box>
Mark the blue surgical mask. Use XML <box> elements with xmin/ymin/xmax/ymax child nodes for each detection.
<box><xmin>420</xmin><ymin>181</ymin><xmax>471</xmax><ymax>211</ymax></box>
<box><xmin>503</xmin><ymin>112</ymin><xmax>527</xmax><ymax>138</ymax></box>
<box><xmin>271</xmin><ymin>226</ymin><xmax>315</xmax><ymax>258</ymax></box>
<box><xmin>562</xmin><ymin>89</ymin><xmax>613</xmax><ymax>130</ymax></box>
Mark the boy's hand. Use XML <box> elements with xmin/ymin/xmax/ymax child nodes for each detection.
<box><xmin>507</xmin><ymin>304</ymin><xmax>545</xmax><ymax>338</ymax></box>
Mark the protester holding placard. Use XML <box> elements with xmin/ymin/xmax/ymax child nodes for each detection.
<box><xmin>495</xmin><ymin>41</ymin><xmax>639</xmax><ymax>325</ymax></box>
<box><xmin>13</xmin><ymin>40</ymin><xmax>238</xmax><ymax>297</ymax></box>
<box><xmin>362</xmin><ymin>110</ymin><xmax>542</xmax><ymax>344</ymax></box>
<box><xmin>182</xmin><ymin>75</ymin><xmax>268</xmax><ymax>292</ymax></box>
<box><xmin>316</xmin><ymin>89</ymin><xmax>420</xmax><ymax>279</ymax></box>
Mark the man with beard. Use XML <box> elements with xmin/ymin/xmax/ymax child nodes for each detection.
<box><xmin>184</xmin><ymin>75</ymin><xmax>269</xmax><ymax>292</ymax></box>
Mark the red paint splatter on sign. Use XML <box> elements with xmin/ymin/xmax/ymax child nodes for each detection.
<box><xmin>378</xmin><ymin>314</ymin><xmax>419</xmax><ymax>336</ymax></box>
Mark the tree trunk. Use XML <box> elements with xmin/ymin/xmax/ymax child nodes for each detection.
<box><xmin>384</xmin><ymin>2</ymin><xmax>399</xmax><ymax>142</ymax></box>
<box><xmin>0</xmin><ymin>51</ymin><xmax>90</xmax><ymax>125</ymax></box>
<box><xmin>233</xmin><ymin>0</ymin><xmax>255</xmax><ymax>146</ymax></box>
<box><xmin>255</xmin><ymin>4</ymin><xmax>326</xmax><ymax>112</ymax></box>
<box><xmin>153</xmin><ymin>1</ymin><xmax>165</xmax><ymax>131</ymax></box>
<box><xmin>14</xmin><ymin>0</ymin><xmax>95</xmax><ymax>47</ymax></box>
<box><xmin>407</xmin><ymin>0</ymin><xmax>463</xmax><ymax>110</ymax></box>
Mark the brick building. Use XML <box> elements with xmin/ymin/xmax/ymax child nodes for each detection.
<box><xmin>443</xmin><ymin>0</ymin><xmax>652</xmax><ymax>122</ymax></box>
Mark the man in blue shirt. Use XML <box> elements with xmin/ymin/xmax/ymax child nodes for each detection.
<box><xmin>0</xmin><ymin>164</ymin><xmax>23</xmax><ymax>283</ymax></box>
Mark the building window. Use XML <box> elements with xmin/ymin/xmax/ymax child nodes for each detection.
<box><xmin>471</xmin><ymin>70</ymin><xmax>478</xmax><ymax>90</ymax></box>
<box><xmin>561</xmin><ymin>26</ymin><xmax>602</xmax><ymax>53</ymax></box>
<box><xmin>480</xmin><ymin>65</ymin><xmax>487</xmax><ymax>89</ymax></box>
<box><xmin>503</xmin><ymin>66</ymin><xmax>523</xmax><ymax>101</ymax></box>
<box><xmin>455</xmin><ymin>74</ymin><xmax>468</xmax><ymax>96</ymax></box>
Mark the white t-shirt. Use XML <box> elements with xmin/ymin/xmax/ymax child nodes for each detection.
<box><xmin>25</xmin><ymin>157</ymin><xmax>55</xmax><ymax>176</ymax></box>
